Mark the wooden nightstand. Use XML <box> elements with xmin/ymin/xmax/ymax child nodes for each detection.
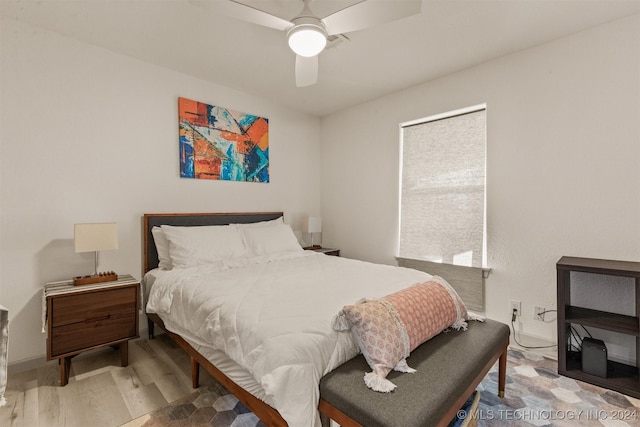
<box><xmin>305</xmin><ymin>247</ymin><xmax>340</xmax><ymax>256</ymax></box>
<box><xmin>44</xmin><ymin>275</ymin><xmax>140</xmax><ymax>386</ymax></box>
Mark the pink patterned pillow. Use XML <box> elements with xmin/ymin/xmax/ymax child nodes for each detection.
<box><xmin>334</xmin><ymin>276</ymin><xmax>473</xmax><ymax>392</ymax></box>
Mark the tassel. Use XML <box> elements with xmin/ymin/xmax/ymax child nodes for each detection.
<box><xmin>363</xmin><ymin>372</ymin><xmax>397</xmax><ymax>393</ymax></box>
<box><xmin>394</xmin><ymin>359</ymin><xmax>416</xmax><ymax>373</ymax></box>
<box><xmin>331</xmin><ymin>312</ymin><xmax>352</xmax><ymax>331</ymax></box>
<box><xmin>451</xmin><ymin>319</ymin><xmax>469</xmax><ymax>331</ymax></box>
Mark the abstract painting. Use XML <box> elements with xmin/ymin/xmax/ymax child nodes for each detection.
<box><xmin>178</xmin><ymin>97</ymin><xmax>269</xmax><ymax>182</ymax></box>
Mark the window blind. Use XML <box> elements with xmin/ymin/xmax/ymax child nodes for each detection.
<box><xmin>399</xmin><ymin>108</ymin><xmax>486</xmax><ymax>268</ymax></box>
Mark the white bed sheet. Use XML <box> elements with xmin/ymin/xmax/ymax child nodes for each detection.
<box><xmin>144</xmin><ymin>270</ymin><xmax>270</xmax><ymax>403</ymax></box>
<box><xmin>146</xmin><ymin>251</ymin><xmax>431</xmax><ymax>427</ymax></box>
<box><xmin>142</xmin><ymin>268</ymin><xmax>168</xmax><ymax>306</ymax></box>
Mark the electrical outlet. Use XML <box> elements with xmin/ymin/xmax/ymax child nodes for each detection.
<box><xmin>534</xmin><ymin>305</ymin><xmax>546</xmax><ymax>321</ymax></box>
<box><xmin>510</xmin><ymin>300</ymin><xmax>521</xmax><ymax>317</ymax></box>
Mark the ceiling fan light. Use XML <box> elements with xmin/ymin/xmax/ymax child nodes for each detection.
<box><xmin>288</xmin><ymin>24</ymin><xmax>327</xmax><ymax>57</ymax></box>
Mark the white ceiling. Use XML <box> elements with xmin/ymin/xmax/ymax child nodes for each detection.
<box><xmin>1</xmin><ymin>0</ymin><xmax>638</xmax><ymax>116</ymax></box>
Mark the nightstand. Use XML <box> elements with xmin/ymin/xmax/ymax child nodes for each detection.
<box><xmin>306</xmin><ymin>247</ymin><xmax>340</xmax><ymax>257</ymax></box>
<box><xmin>44</xmin><ymin>275</ymin><xmax>140</xmax><ymax>386</ymax></box>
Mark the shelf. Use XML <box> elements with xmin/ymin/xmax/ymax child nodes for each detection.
<box><xmin>561</xmin><ymin>358</ymin><xmax>640</xmax><ymax>399</ymax></box>
<box><xmin>557</xmin><ymin>256</ymin><xmax>640</xmax><ymax>277</ymax></box>
<box><xmin>565</xmin><ymin>305</ymin><xmax>639</xmax><ymax>336</ymax></box>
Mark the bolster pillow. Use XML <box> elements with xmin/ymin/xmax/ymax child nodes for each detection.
<box><xmin>333</xmin><ymin>276</ymin><xmax>482</xmax><ymax>392</ymax></box>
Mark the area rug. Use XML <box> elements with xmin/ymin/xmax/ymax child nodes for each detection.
<box><xmin>123</xmin><ymin>349</ymin><xmax>640</xmax><ymax>427</ymax></box>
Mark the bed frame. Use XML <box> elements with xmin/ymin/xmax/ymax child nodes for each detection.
<box><xmin>142</xmin><ymin>212</ymin><xmax>508</xmax><ymax>427</ymax></box>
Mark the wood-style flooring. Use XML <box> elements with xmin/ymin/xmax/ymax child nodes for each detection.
<box><xmin>0</xmin><ymin>334</ymin><xmax>214</xmax><ymax>427</ymax></box>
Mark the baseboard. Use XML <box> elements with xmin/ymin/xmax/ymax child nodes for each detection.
<box><xmin>7</xmin><ymin>354</ymin><xmax>49</xmax><ymax>376</ymax></box>
<box><xmin>509</xmin><ymin>331</ymin><xmax>557</xmax><ymax>359</ymax></box>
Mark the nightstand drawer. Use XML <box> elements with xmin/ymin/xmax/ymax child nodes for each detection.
<box><xmin>50</xmin><ymin>311</ymin><xmax>136</xmax><ymax>357</ymax></box>
<box><xmin>50</xmin><ymin>287</ymin><xmax>137</xmax><ymax>327</ymax></box>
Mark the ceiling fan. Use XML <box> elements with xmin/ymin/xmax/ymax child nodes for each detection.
<box><xmin>191</xmin><ymin>0</ymin><xmax>421</xmax><ymax>87</ymax></box>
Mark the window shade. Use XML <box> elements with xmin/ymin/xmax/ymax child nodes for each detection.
<box><xmin>399</xmin><ymin>108</ymin><xmax>486</xmax><ymax>268</ymax></box>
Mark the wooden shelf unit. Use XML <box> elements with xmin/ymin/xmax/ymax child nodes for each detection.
<box><xmin>557</xmin><ymin>256</ymin><xmax>640</xmax><ymax>398</ymax></box>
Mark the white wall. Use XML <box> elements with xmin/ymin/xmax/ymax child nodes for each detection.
<box><xmin>0</xmin><ymin>18</ymin><xmax>322</xmax><ymax>364</ymax></box>
<box><xmin>320</xmin><ymin>15</ymin><xmax>640</xmax><ymax>353</ymax></box>
<box><xmin>2</xmin><ymin>12</ymin><xmax>638</xmax><ymax>369</ymax></box>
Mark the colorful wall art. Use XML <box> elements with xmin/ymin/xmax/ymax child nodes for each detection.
<box><xmin>178</xmin><ymin>97</ymin><xmax>269</xmax><ymax>182</ymax></box>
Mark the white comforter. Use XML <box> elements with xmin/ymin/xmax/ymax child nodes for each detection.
<box><xmin>146</xmin><ymin>251</ymin><xmax>431</xmax><ymax>427</ymax></box>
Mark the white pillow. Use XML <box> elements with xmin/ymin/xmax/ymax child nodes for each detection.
<box><xmin>241</xmin><ymin>223</ymin><xmax>302</xmax><ymax>256</ymax></box>
<box><xmin>161</xmin><ymin>224</ymin><xmax>248</xmax><ymax>268</ymax></box>
<box><xmin>233</xmin><ymin>217</ymin><xmax>283</xmax><ymax>228</ymax></box>
<box><xmin>151</xmin><ymin>226</ymin><xmax>172</xmax><ymax>270</ymax></box>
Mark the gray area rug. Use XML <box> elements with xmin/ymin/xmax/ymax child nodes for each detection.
<box><xmin>124</xmin><ymin>349</ymin><xmax>640</xmax><ymax>426</ymax></box>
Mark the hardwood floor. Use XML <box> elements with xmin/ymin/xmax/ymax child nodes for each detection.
<box><xmin>0</xmin><ymin>334</ymin><xmax>214</xmax><ymax>427</ymax></box>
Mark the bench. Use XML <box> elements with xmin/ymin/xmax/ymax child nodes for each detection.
<box><xmin>318</xmin><ymin>319</ymin><xmax>510</xmax><ymax>427</ymax></box>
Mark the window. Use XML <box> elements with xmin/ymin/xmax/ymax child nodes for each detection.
<box><xmin>399</xmin><ymin>105</ymin><xmax>486</xmax><ymax>268</ymax></box>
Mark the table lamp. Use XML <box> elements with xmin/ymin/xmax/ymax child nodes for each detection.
<box><xmin>307</xmin><ymin>217</ymin><xmax>322</xmax><ymax>249</ymax></box>
<box><xmin>73</xmin><ymin>222</ymin><xmax>118</xmax><ymax>286</ymax></box>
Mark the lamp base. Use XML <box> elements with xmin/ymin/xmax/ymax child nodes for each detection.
<box><xmin>73</xmin><ymin>272</ymin><xmax>118</xmax><ymax>286</ymax></box>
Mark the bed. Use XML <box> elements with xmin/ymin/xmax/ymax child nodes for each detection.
<box><xmin>142</xmin><ymin>212</ymin><xmax>508</xmax><ymax>427</ymax></box>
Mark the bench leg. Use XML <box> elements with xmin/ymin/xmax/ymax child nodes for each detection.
<box><xmin>498</xmin><ymin>346</ymin><xmax>507</xmax><ymax>398</ymax></box>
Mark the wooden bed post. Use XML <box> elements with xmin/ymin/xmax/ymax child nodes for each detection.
<box><xmin>191</xmin><ymin>357</ymin><xmax>200</xmax><ymax>388</ymax></box>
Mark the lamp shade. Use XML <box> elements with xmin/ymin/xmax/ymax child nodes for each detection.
<box><xmin>74</xmin><ymin>223</ymin><xmax>118</xmax><ymax>253</ymax></box>
<box><xmin>287</xmin><ymin>18</ymin><xmax>327</xmax><ymax>57</ymax></box>
<box><xmin>307</xmin><ymin>217</ymin><xmax>322</xmax><ymax>234</ymax></box>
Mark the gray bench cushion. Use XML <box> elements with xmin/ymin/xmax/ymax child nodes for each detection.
<box><xmin>319</xmin><ymin>319</ymin><xmax>509</xmax><ymax>427</ymax></box>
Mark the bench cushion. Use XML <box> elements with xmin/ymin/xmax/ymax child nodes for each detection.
<box><xmin>319</xmin><ymin>319</ymin><xmax>509</xmax><ymax>427</ymax></box>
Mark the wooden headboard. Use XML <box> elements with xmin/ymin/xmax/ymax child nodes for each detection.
<box><xmin>142</xmin><ymin>212</ymin><xmax>284</xmax><ymax>273</ymax></box>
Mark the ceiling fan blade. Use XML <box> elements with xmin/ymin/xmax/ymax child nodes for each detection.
<box><xmin>190</xmin><ymin>0</ymin><xmax>292</xmax><ymax>32</ymax></box>
<box><xmin>295</xmin><ymin>55</ymin><xmax>318</xmax><ymax>87</ymax></box>
<box><xmin>322</xmin><ymin>0</ymin><xmax>421</xmax><ymax>35</ymax></box>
